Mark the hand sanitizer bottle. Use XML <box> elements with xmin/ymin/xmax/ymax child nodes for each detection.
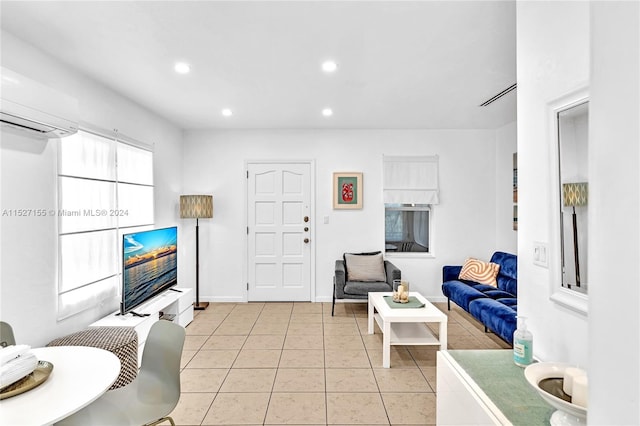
<box><xmin>513</xmin><ymin>316</ymin><xmax>533</xmax><ymax>367</ymax></box>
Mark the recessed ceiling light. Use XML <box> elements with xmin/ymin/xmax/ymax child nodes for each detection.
<box><xmin>322</xmin><ymin>108</ymin><xmax>333</xmax><ymax>117</ymax></box>
<box><xmin>221</xmin><ymin>108</ymin><xmax>233</xmax><ymax>117</ymax></box>
<box><xmin>321</xmin><ymin>60</ymin><xmax>338</xmax><ymax>73</ymax></box>
<box><xmin>174</xmin><ymin>62</ymin><xmax>191</xmax><ymax>74</ymax></box>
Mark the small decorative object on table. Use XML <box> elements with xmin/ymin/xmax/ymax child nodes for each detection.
<box><xmin>524</xmin><ymin>362</ymin><xmax>588</xmax><ymax>426</ymax></box>
<box><xmin>0</xmin><ymin>360</ymin><xmax>54</xmax><ymax>400</ymax></box>
<box><xmin>392</xmin><ymin>280</ymin><xmax>410</xmax><ymax>303</ymax></box>
<box><xmin>513</xmin><ymin>316</ymin><xmax>533</xmax><ymax>367</ymax></box>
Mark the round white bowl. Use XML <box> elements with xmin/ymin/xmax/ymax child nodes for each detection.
<box><xmin>524</xmin><ymin>362</ymin><xmax>587</xmax><ymax>426</ymax></box>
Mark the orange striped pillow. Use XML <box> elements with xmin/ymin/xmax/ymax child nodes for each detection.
<box><xmin>459</xmin><ymin>258</ymin><xmax>500</xmax><ymax>287</ymax></box>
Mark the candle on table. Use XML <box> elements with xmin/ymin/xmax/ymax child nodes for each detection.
<box><xmin>571</xmin><ymin>374</ymin><xmax>588</xmax><ymax>408</ymax></box>
<box><xmin>563</xmin><ymin>367</ymin><xmax>586</xmax><ymax>396</ymax></box>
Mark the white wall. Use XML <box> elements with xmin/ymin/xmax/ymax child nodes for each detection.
<box><xmin>495</xmin><ymin>121</ymin><xmax>518</xmax><ymax>254</ymax></box>
<box><xmin>0</xmin><ymin>31</ymin><xmax>184</xmax><ymax>346</ymax></box>
<box><xmin>518</xmin><ymin>4</ymin><xmax>640</xmax><ymax>421</ymax></box>
<box><xmin>182</xmin><ymin>129</ymin><xmax>514</xmax><ymax>304</ymax></box>
<box><xmin>516</xmin><ymin>0</ymin><xmax>590</xmax><ymax>365</ymax></box>
<box><xmin>589</xmin><ymin>2</ymin><xmax>639</xmax><ymax>423</ymax></box>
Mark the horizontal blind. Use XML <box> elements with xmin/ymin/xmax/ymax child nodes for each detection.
<box><xmin>383</xmin><ymin>155</ymin><xmax>440</xmax><ymax>205</ymax></box>
<box><xmin>57</xmin><ymin>130</ymin><xmax>154</xmax><ymax>320</ymax></box>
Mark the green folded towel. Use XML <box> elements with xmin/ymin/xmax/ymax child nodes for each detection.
<box><xmin>383</xmin><ymin>295</ymin><xmax>425</xmax><ymax>309</ymax></box>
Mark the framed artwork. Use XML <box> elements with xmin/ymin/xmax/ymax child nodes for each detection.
<box><xmin>333</xmin><ymin>172</ymin><xmax>363</xmax><ymax>209</ymax></box>
<box><xmin>513</xmin><ymin>152</ymin><xmax>518</xmax><ymax>203</ymax></box>
<box><xmin>513</xmin><ymin>152</ymin><xmax>518</xmax><ymax>231</ymax></box>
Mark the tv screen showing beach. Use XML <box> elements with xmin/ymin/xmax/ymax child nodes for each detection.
<box><xmin>122</xmin><ymin>226</ymin><xmax>177</xmax><ymax>314</ymax></box>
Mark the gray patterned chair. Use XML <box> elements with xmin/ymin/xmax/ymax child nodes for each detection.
<box><xmin>47</xmin><ymin>326</ymin><xmax>138</xmax><ymax>390</ymax></box>
<box><xmin>333</xmin><ymin>251</ymin><xmax>401</xmax><ymax>316</ymax></box>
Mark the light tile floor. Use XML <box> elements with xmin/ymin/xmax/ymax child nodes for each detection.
<box><xmin>167</xmin><ymin>301</ymin><xmax>510</xmax><ymax>425</ymax></box>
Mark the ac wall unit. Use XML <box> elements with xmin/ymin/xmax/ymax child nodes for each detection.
<box><xmin>1</xmin><ymin>67</ymin><xmax>79</xmax><ymax>138</ymax></box>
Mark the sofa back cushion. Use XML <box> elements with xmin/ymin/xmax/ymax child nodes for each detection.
<box><xmin>490</xmin><ymin>251</ymin><xmax>518</xmax><ymax>295</ymax></box>
<box><xmin>344</xmin><ymin>252</ymin><xmax>386</xmax><ymax>282</ymax></box>
<box><xmin>459</xmin><ymin>258</ymin><xmax>500</xmax><ymax>287</ymax></box>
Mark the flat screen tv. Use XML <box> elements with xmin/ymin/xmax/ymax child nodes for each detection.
<box><xmin>121</xmin><ymin>226</ymin><xmax>178</xmax><ymax>315</ymax></box>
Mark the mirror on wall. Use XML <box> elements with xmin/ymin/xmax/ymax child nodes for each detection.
<box><xmin>557</xmin><ymin>101</ymin><xmax>589</xmax><ymax>294</ymax></box>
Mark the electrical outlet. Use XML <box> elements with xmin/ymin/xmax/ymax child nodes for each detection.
<box><xmin>533</xmin><ymin>242</ymin><xmax>548</xmax><ymax>268</ymax></box>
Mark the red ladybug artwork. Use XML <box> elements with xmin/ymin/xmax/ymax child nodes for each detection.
<box><xmin>342</xmin><ymin>182</ymin><xmax>354</xmax><ymax>202</ymax></box>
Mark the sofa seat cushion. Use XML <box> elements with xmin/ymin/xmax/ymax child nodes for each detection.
<box><xmin>484</xmin><ymin>289</ymin><xmax>516</xmax><ymax>300</ymax></box>
<box><xmin>469</xmin><ymin>298</ymin><xmax>517</xmax><ymax>345</ymax></box>
<box><xmin>497</xmin><ymin>298</ymin><xmax>518</xmax><ymax>310</ymax></box>
<box><xmin>469</xmin><ymin>283</ymin><xmax>500</xmax><ymax>293</ymax></box>
<box><xmin>344</xmin><ymin>280</ymin><xmax>392</xmax><ymax>297</ymax></box>
<box><xmin>442</xmin><ymin>281</ymin><xmax>489</xmax><ymax>310</ymax></box>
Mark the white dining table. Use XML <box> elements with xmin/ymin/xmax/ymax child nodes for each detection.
<box><xmin>0</xmin><ymin>345</ymin><xmax>121</xmax><ymax>426</ymax></box>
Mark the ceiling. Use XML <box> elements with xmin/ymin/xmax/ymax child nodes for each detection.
<box><xmin>1</xmin><ymin>1</ymin><xmax>516</xmax><ymax>130</ymax></box>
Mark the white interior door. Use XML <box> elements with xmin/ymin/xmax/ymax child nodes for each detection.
<box><xmin>247</xmin><ymin>162</ymin><xmax>312</xmax><ymax>301</ymax></box>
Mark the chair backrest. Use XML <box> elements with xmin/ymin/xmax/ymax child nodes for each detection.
<box><xmin>137</xmin><ymin>320</ymin><xmax>186</xmax><ymax>404</ymax></box>
<box><xmin>0</xmin><ymin>321</ymin><xmax>16</xmax><ymax>347</ymax></box>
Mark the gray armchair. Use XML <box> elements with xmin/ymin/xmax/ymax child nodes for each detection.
<box><xmin>333</xmin><ymin>256</ymin><xmax>401</xmax><ymax>316</ymax></box>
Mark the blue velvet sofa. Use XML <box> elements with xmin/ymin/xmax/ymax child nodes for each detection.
<box><xmin>441</xmin><ymin>252</ymin><xmax>518</xmax><ymax>344</ymax></box>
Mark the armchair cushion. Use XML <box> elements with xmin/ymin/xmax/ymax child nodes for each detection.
<box><xmin>344</xmin><ymin>252</ymin><xmax>386</xmax><ymax>282</ymax></box>
<box><xmin>333</xmin><ymin>257</ymin><xmax>400</xmax><ymax>316</ymax></box>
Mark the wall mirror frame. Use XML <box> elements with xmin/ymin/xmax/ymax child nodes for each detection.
<box><xmin>548</xmin><ymin>86</ymin><xmax>589</xmax><ymax>316</ymax></box>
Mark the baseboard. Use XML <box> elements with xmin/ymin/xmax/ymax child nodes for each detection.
<box><xmin>200</xmin><ymin>295</ymin><xmax>448</xmax><ymax>304</ymax></box>
<box><xmin>206</xmin><ymin>296</ymin><xmax>246</xmax><ymax>303</ymax></box>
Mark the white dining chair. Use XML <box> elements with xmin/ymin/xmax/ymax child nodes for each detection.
<box><xmin>55</xmin><ymin>320</ymin><xmax>186</xmax><ymax>426</ymax></box>
<box><xmin>1</xmin><ymin>321</ymin><xmax>16</xmax><ymax>347</ymax></box>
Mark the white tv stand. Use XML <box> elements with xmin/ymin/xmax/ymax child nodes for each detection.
<box><xmin>90</xmin><ymin>287</ymin><xmax>193</xmax><ymax>366</ymax></box>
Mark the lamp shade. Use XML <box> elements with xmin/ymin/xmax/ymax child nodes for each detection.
<box><xmin>563</xmin><ymin>182</ymin><xmax>588</xmax><ymax>207</ymax></box>
<box><xmin>180</xmin><ymin>195</ymin><xmax>213</xmax><ymax>219</ymax></box>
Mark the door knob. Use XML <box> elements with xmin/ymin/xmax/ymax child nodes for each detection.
<box><xmin>304</xmin><ymin>216</ymin><xmax>309</xmax><ymax>222</ymax></box>
<box><xmin>304</xmin><ymin>238</ymin><xmax>310</xmax><ymax>243</ymax></box>
<box><xmin>304</xmin><ymin>227</ymin><xmax>309</xmax><ymax>232</ymax></box>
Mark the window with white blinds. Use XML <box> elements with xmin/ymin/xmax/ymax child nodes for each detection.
<box><xmin>57</xmin><ymin>130</ymin><xmax>154</xmax><ymax>320</ymax></box>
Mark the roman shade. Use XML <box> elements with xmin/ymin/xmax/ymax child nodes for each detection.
<box><xmin>57</xmin><ymin>129</ymin><xmax>154</xmax><ymax>320</ymax></box>
<box><xmin>383</xmin><ymin>155</ymin><xmax>440</xmax><ymax>205</ymax></box>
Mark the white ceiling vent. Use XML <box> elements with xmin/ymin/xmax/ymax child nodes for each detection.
<box><xmin>480</xmin><ymin>83</ymin><xmax>517</xmax><ymax>107</ymax></box>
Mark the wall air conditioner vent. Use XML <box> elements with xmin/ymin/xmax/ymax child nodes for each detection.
<box><xmin>479</xmin><ymin>83</ymin><xmax>517</xmax><ymax>107</ymax></box>
<box><xmin>1</xmin><ymin>67</ymin><xmax>79</xmax><ymax>139</ymax></box>
<box><xmin>1</xmin><ymin>112</ymin><xmax>60</xmax><ymax>134</ymax></box>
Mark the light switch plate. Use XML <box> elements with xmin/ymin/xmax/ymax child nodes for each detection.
<box><xmin>533</xmin><ymin>241</ymin><xmax>548</xmax><ymax>268</ymax></box>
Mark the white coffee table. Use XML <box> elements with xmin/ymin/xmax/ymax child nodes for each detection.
<box><xmin>368</xmin><ymin>291</ymin><xmax>447</xmax><ymax>368</ymax></box>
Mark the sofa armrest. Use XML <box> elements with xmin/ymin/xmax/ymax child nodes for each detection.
<box><xmin>334</xmin><ymin>260</ymin><xmax>346</xmax><ymax>299</ymax></box>
<box><xmin>384</xmin><ymin>260</ymin><xmax>401</xmax><ymax>284</ymax></box>
<box><xmin>443</xmin><ymin>265</ymin><xmax>462</xmax><ymax>282</ymax></box>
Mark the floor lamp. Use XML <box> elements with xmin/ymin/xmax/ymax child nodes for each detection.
<box><xmin>180</xmin><ymin>195</ymin><xmax>213</xmax><ymax>310</ymax></box>
<box><xmin>562</xmin><ymin>182</ymin><xmax>588</xmax><ymax>287</ymax></box>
